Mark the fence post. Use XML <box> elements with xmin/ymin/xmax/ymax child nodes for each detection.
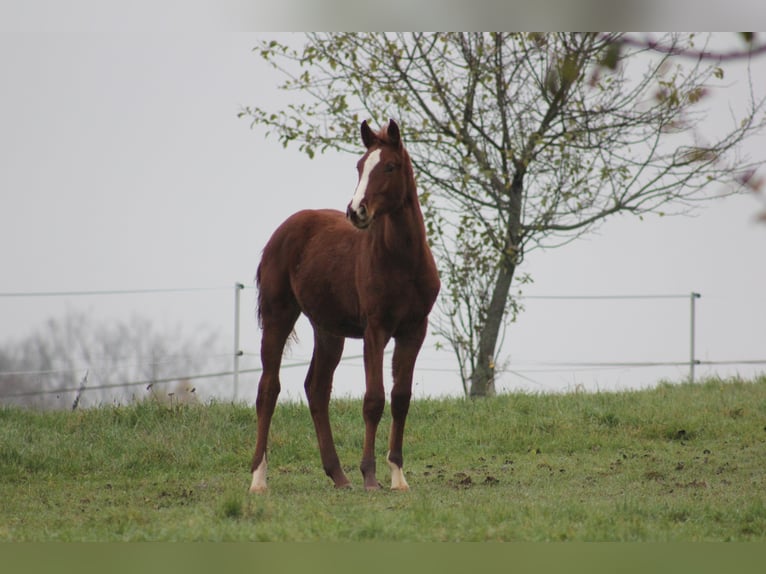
<box><xmin>690</xmin><ymin>292</ymin><xmax>701</xmax><ymax>383</ymax></box>
<box><xmin>233</xmin><ymin>283</ymin><xmax>244</xmax><ymax>401</ymax></box>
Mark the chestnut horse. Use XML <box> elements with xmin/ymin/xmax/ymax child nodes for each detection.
<box><xmin>250</xmin><ymin>119</ymin><xmax>440</xmax><ymax>492</ymax></box>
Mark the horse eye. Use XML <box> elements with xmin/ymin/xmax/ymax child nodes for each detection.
<box><xmin>384</xmin><ymin>163</ymin><xmax>396</xmax><ymax>173</ymax></box>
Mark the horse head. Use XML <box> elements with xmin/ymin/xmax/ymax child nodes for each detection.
<box><xmin>347</xmin><ymin>119</ymin><xmax>409</xmax><ymax>229</ymax></box>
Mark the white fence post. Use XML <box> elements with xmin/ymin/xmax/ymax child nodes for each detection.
<box><xmin>233</xmin><ymin>282</ymin><xmax>244</xmax><ymax>401</ymax></box>
<box><xmin>690</xmin><ymin>292</ymin><xmax>701</xmax><ymax>383</ymax></box>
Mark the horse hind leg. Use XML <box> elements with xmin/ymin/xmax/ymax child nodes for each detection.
<box><xmin>304</xmin><ymin>329</ymin><xmax>350</xmax><ymax>489</ymax></box>
<box><xmin>249</xmin><ymin>298</ymin><xmax>300</xmax><ymax>494</ymax></box>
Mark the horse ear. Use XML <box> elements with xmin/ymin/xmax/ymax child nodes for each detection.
<box><xmin>386</xmin><ymin>119</ymin><xmax>401</xmax><ymax>148</ymax></box>
<box><xmin>361</xmin><ymin>120</ymin><xmax>377</xmax><ymax>149</ymax></box>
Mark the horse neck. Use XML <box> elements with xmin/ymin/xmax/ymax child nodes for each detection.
<box><xmin>375</xmin><ymin>184</ymin><xmax>429</xmax><ymax>266</ymax></box>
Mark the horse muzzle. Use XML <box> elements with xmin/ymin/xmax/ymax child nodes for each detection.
<box><xmin>346</xmin><ymin>203</ymin><xmax>372</xmax><ymax>229</ymax></box>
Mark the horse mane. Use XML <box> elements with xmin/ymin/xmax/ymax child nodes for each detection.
<box><xmin>373</xmin><ymin>124</ymin><xmax>394</xmax><ymax>145</ymax></box>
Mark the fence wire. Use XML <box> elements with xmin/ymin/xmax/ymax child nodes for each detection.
<box><xmin>1</xmin><ymin>286</ymin><xmax>764</xmax><ymax>405</ymax></box>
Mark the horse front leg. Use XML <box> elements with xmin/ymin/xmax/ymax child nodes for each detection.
<box><xmin>360</xmin><ymin>326</ymin><xmax>389</xmax><ymax>490</ymax></box>
<box><xmin>387</xmin><ymin>319</ymin><xmax>428</xmax><ymax>490</ymax></box>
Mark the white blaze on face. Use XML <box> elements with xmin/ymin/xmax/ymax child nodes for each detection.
<box><xmin>249</xmin><ymin>458</ymin><xmax>268</xmax><ymax>493</ymax></box>
<box><xmin>350</xmin><ymin>149</ymin><xmax>382</xmax><ymax>213</ymax></box>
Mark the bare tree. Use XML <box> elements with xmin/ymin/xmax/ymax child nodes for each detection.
<box><xmin>243</xmin><ymin>32</ymin><xmax>765</xmax><ymax>396</ymax></box>
<box><xmin>0</xmin><ymin>312</ymin><xmax>219</xmax><ymax>409</ymax></box>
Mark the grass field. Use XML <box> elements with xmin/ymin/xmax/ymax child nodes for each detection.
<box><xmin>1</xmin><ymin>375</ymin><xmax>765</xmax><ymax>541</ymax></box>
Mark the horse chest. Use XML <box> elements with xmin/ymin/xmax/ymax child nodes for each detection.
<box><xmin>360</xmin><ymin>267</ymin><xmax>437</xmax><ymax>324</ymax></box>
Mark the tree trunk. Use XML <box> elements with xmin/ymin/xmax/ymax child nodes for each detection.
<box><xmin>469</xmin><ymin>257</ymin><xmax>516</xmax><ymax>397</ymax></box>
<box><xmin>469</xmin><ymin>171</ymin><xmax>524</xmax><ymax>398</ymax></box>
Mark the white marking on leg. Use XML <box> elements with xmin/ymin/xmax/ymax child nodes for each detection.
<box><xmin>249</xmin><ymin>458</ymin><xmax>268</xmax><ymax>493</ymax></box>
<box><xmin>350</xmin><ymin>149</ymin><xmax>382</xmax><ymax>212</ymax></box>
<box><xmin>387</xmin><ymin>452</ymin><xmax>410</xmax><ymax>491</ymax></box>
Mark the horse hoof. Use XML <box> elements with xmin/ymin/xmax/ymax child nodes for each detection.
<box><xmin>388</xmin><ymin>459</ymin><xmax>409</xmax><ymax>491</ymax></box>
<box><xmin>249</xmin><ymin>485</ymin><xmax>267</xmax><ymax>494</ymax></box>
<box><xmin>250</xmin><ymin>460</ymin><xmax>268</xmax><ymax>493</ymax></box>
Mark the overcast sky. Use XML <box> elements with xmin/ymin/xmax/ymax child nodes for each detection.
<box><xmin>1</xmin><ymin>32</ymin><xmax>764</xmax><ymax>403</ymax></box>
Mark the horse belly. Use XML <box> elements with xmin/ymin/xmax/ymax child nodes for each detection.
<box><xmin>292</xmin><ymin>264</ymin><xmax>364</xmax><ymax>339</ymax></box>
<box><xmin>299</xmin><ymin>298</ymin><xmax>364</xmax><ymax>338</ymax></box>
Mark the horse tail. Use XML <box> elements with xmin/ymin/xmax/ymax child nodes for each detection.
<box><xmin>255</xmin><ymin>261</ymin><xmax>264</xmax><ymax>328</ymax></box>
<box><xmin>254</xmin><ymin>257</ymin><xmax>299</xmax><ymax>347</ymax></box>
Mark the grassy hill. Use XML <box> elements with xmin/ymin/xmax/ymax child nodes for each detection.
<box><xmin>1</xmin><ymin>376</ymin><xmax>765</xmax><ymax>541</ymax></box>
